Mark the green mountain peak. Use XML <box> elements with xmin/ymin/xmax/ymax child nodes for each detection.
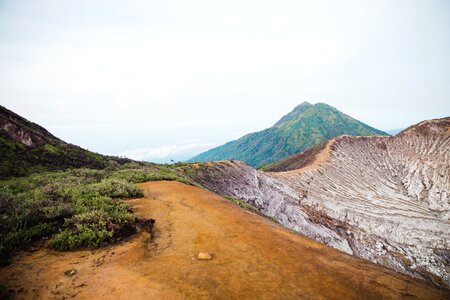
<box><xmin>274</xmin><ymin>101</ymin><xmax>313</xmax><ymax>127</ymax></box>
<box><xmin>188</xmin><ymin>102</ymin><xmax>388</xmax><ymax>167</ymax></box>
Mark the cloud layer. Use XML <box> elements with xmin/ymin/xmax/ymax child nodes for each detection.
<box><xmin>1</xmin><ymin>0</ymin><xmax>449</xmax><ymax>162</ymax></box>
<box><xmin>119</xmin><ymin>141</ymin><xmax>218</xmax><ymax>162</ymax></box>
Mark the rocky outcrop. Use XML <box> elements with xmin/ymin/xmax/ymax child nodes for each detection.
<box><xmin>192</xmin><ymin>161</ymin><xmax>353</xmax><ymax>253</ymax></box>
<box><xmin>1</xmin><ymin>119</ymin><xmax>46</xmax><ymax>148</ymax></box>
<box><xmin>0</xmin><ymin>105</ymin><xmax>59</xmax><ymax>148</ymax></box>
<box><xmin>0</xmin><ymin>105</ymin><xmax>132</xmax><ymax>178</ymax></box>
<box><xmin>189</xmin><ymin>117</ymin><xmax>450</xmax><ymax>288</ymax></box>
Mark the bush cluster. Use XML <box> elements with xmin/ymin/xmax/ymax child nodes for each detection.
<box><xmin>0</xmin><ymin>163</ymin><xmax>196</xmax><ymax>263</ymax></box>
<box><xmin>0</xmin><ymin>170</ymin><xmax>137</xmax><ymax>263</ymax></box>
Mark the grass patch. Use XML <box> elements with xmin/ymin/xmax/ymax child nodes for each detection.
<box><xmin>43</xmin><ymin>144</ymin><xmax>60</xmax><ymax>154</ymax></box>
<box><xmin>224</xmin><ymin>195</ymin><xmax>260</xmax><ymax>214</ymax></box>
<box><xmin>0</xmin><ymin>163</ymin><xmax>195</xmax><ymax>264</ymax></box>
<box><xmin>223</xmin><ymin>195</ymin><xmax>279</xmax><ymax>224</ymax></box>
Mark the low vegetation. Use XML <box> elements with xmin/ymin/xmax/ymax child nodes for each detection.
<box><xmin>0</xmin><ymin>163</ymin><xmax>195</xmax><ymax>264</ymax></box>
<box><xmin>224</xmin><ymin>195</ymin><xmax>260</xmax><ymax>214</ymax></box>
<box><xmin>0</xmin><ymin>133</ymin><xmax>132</xmax><ymax>179</ymax></box>
<box><xmin>0</xmin><ymin>105</ymin><xmax>135</xmax><ymax>179</ymax></box>
<box><xmin>224</xmin><ymin>195</ymin><xmax>279</xmax><ymax>224</ymax></box>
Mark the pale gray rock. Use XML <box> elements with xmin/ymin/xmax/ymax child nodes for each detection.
<box><xmin>190</xmin><ymin>117</ymin><xmax>450</xmax><ymax>288</ymax></box>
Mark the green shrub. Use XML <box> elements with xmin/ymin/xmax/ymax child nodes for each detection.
<box><xmin>223</xmin><ymin>195</ymin><xmax>279</xmax><ymax>224</ymax></box>
<box><xmin>52</xmin><ymin>227</ymin><xmax>113</xmax><ymax>251</ymax></box>
<box><xmin>0</xmin><ymin>223</ymin><xmax>53</xmax><ymax>265</ymax></box>
<box><xmin>0</xmin><ymin>162</ymin><xmax>195</xmax><ymax>260</ymax></box>
<box><xmin>83</xmin><ymin>178</ymin><xmax>144</xmax><ymax>198</ymax></box>
<box><xmin>51</xmin><ymin>206</ymin><xmax>135</xmax><ymax>251</ymax></box>
<box><xmin>224</xmin><ymin>195</ymin><xmax>260</xmax><ymax>214</ymax></box>
<box><xmin>110</xmin><ymin>167</ymin><xmax>192</xmax><ymax>185</ymax></box>
<box><xmin>0</xmin><ymin>171</ymin><xmax>138</xmax><ymax>260</ymax></box>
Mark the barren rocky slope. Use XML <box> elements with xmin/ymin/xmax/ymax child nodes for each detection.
<box><xmin>2</xmin><ymin>181</ymin><xmax>448</xmax><ymax>299</ymax></box>
<box><xmin>189</xmin><ymin>117</ymin><xmax>450</xmax><ymax>288</ymax></box>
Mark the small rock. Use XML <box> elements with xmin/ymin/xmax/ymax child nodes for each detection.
<box><xmin>198</xmin><ymin>252</ymin><xmax>212</xmax><ymax>260</ymax></box>
<box><xmin>64</xmin><ymin>269</ymin><xmax>77</xmax><ymax>277</ymax></box>
<box><xmin>137</xmin><ymin>218</ymin><xmax>156</xmax><ymax>232</ymax></box>
<box><xmin>74</xmin><ymin>282</ymin><xmax>87</xmax><ymax>289</ymax></box>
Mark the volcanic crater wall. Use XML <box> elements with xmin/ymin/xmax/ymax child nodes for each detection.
<box><xmin>190</xmin><ymin>118</ymin><xmax>450</xmax><ymax>288</ymax></box>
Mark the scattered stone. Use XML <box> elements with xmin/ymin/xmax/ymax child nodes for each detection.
<box><xmin>198</xmin><ymin>252</ymin><xmax>213</xmax><ymax>260</ymax></box>
<box><xmin>92</xmin><ymin>257</ymin><xmax>105</xmax><ymax>267</ymax></box>
<box><xmin>64</xmin><ymin>269</ymin><xmax>77</xmax><ymax>277</ymax></box>
<box><xmin>72</xmin><ymin>291</ymin><xmax>82</xmax><ymax>298</ymax></box>
<box><xmin>137</xmin><ymin>218</ymin><xmax>156</xmax><ymax>232</ymax></box>
<box><xmin>74</xmin><ymin>282</ymin><xmax>87</xmax><ymax>289</ymax></box>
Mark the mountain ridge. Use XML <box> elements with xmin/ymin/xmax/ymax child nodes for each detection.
<box><xmin>188</xmin><ymin>116</ymin><xmax>450</xmax><ymax>288</ymax></box>
<box><xmin>188</xmin><ymin>102</ymin><xmax>388</xmax><ymax>167</ymax></box>
<box><xmin>0</xmin><ymin>105</ymin><xmax>131</xmax><ymax>178</ymax></box>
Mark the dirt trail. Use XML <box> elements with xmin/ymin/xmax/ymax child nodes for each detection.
<box><xmin>1</xmin><ymin>181</ymin><xmax>448</xmax><ymax>299</ymax></box>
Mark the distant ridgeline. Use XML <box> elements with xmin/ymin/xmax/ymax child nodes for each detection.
<box><xmin>188</xmin><ymin>102</ymin><xmax>388</xmax><ymax>168</ymax></box>
<box><xmin>0</xmin><ymin>105</ymin><xmax>131</xmax><ymax>178</ymax></box>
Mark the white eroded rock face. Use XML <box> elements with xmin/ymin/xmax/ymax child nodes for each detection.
<box><xmin>193</xmin><ymin>161</ymin><xmax>352</xmax><ymax>253</ymax></box>
<box><xmin>191</xmin><ymin>118</ymin><xmax>450</xmax><ymax>288</ymax></box>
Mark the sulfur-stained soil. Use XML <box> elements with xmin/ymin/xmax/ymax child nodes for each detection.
<box><xmin>1</xmin><ymin>181</ymin><xmax>448</xmax><ymax>299</ymax></box>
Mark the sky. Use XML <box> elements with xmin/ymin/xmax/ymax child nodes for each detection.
<box><xmin>1</xmin><ymin>0</ymin><xmax>449</xmax><ymax>162</ymax></box>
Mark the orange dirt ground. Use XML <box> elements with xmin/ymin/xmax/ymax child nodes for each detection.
<box><xmin>1</xmin><ymin>181</ymin><xmax>448</xmax><ymax>299</ymax></box>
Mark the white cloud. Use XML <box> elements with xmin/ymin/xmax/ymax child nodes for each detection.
<box><xmin>1</xmin><ymin>0</ymin><xmax>449</xmax><ymax>155</ymax></box>
<box><xmin>118</xmin><ymin>141</ymin><xmax>218</xmax><ymax>162</ymax></box>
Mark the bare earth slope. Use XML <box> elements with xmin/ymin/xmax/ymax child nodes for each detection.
<box><xmin>190</xmin><ymin>117</ymin><xmax>450</xmax><ymax>288</ymax></box>
<box><xmin>1</xmin><ymin>181</ymin><xmax>448</xmax><ymax>299</ymax></box>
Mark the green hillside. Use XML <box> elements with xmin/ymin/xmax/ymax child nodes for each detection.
<box><xmin>0</xmin><ymin>105</ymin><xmax>200</xmax><ymax>261</ymax></box>
<box><xmin>0</xmin><ymin>105</ymin><xmax>131</xmax><ymax>178</ymax></box>
<box><xmin>188</xmin><ymin>102</ymin><xmax>388</xmax><ymax>167</ymax></box>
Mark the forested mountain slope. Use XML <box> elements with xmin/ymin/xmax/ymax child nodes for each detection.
<box><xmin>189</xmin><ymin>102</ymin><xmax>387</xmax><ymax>167</ymax></box>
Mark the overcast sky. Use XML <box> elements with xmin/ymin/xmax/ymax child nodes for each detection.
<box><xmin>1</xmin><ymin>0</ymin><xmax>449</xmax><ymax>162</ymax></box>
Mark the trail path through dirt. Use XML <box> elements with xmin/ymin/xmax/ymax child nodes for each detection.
<box><xmin>1</xmin><ymin>181</ymin><xmax>448</xmax><ymax>299</ymax></box>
